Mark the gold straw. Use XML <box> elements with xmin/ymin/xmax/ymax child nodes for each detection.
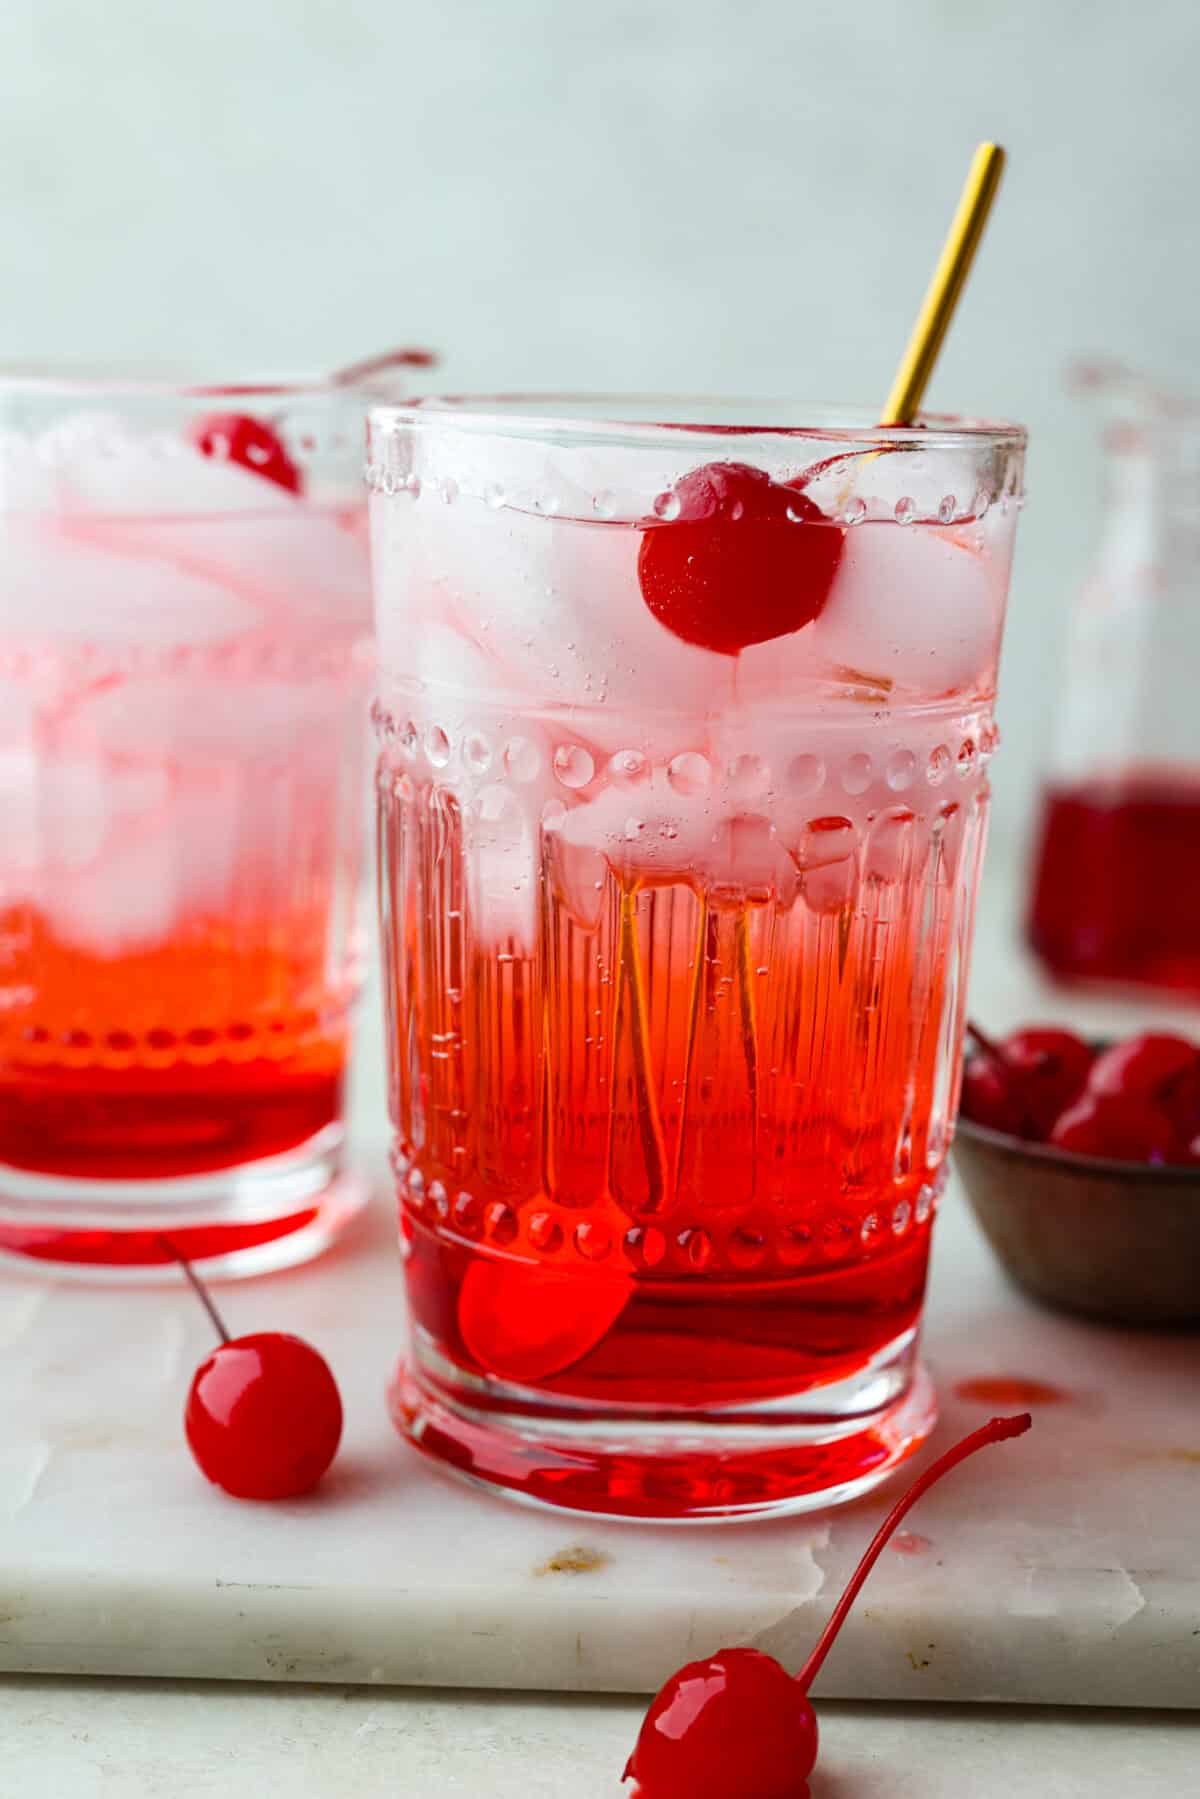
<box><xmin>881</xmin><ymin>143</ymin><xmax>1006</xmax><ymax>426</ymax></box>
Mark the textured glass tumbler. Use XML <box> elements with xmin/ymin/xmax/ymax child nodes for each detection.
<box><xmin>369</xmin><ymin>397</ymin><xmax>1026</xmax><ymax>1519</ymax></box>
<box><xmin>0</xmin><ymin>368</ymin><xmax>375</xmax><ymax>1279</ymax></box>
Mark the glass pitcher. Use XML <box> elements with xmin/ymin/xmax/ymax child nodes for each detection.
<box><xmin>1027</xmin><ymin>365</ymin><xmax>1200</xmax><ymax>996</ymax></box>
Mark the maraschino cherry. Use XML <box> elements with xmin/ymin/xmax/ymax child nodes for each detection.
<box><xmin>188</xmin><ymin>412</ymin><xmax>303</xmax><ymax>495</ymax></box>
<box><xmin>962</xmin><ymin>1021</ymin><xmax>1092</xmax><ymax>1139</ymax></box>
<box><xmin>624</xmin><ymin>1413</ymin><xmax>1031</xmax><ymax>1799</ymax></box>
<box><xmin>1049</xmin><ymin>1091</ymin><xmax>1178</xmax><ymax>1163</ymax></box>
<box><xmin>170</xmin><ymin>1243</ymin><xmax>343</xmax><ymax>1500</ymax></box>
<box><xmin>637</xmin><ymin>461</ymin><xmax>843</xmax><ymax>655</ymax></box>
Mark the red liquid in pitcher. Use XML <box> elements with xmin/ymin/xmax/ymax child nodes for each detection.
<box><xmin>1027</xmin><ymin>774</ymin><xmax>1200</xmax><ymax>996</ymax></box>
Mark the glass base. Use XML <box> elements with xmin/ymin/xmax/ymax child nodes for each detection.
<box><xmin>0</xmin><ymin>1124</ymin><xmax>366</xmax><ymax>1282</ymax></box>
<box><xmin>389</xmin><ymin>1337</ymin><xmax>936</xmax><ymax>1522</ymax></box>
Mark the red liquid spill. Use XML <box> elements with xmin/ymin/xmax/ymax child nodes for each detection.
<box><xmin>889</xmin><ymin>1531</ymin><xmax>933</xmax><ymax>1556</ymax></box>
<box><xmin>1028</xmin><ymin>777</ymin><xmax>1200</xmax><ymax>995</ymax></box>
<box><xmin>954</xmin><ymin>1376</ymin><xmax>1066</xmax><ymax>1407</ymax></box>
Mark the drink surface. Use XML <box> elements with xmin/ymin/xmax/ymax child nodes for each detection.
<box><xmin>372</xmin><ymin>424</ymin><xmax>1016</xmax><ymax>1477</ymax></box>
<box><xmin>0</xmin><ymin>420</ymin><xmax>371</xmax><ymax>1246</ymax></box>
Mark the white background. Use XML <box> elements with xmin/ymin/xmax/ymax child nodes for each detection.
<box><xmin>3</xmin><ymin>0</ymin><xmax>1197</xmax><ymax>850</ymax></box>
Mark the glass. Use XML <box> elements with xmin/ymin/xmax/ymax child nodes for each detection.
<box><xmin>368</xmin><ymin>396</ymin><xmax>1025</xmax><ymax>1519</ymax></box>
<box><xmin>1027</xmin><ymin>367</ymin><xmax>1200</xmax><ymax>995</ymax></box>
<box><xmin>0</xmin><ymin>367</ymin><xmax>377</xmax><ymax>1279</ymax></box>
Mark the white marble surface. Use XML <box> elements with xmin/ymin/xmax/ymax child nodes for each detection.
<box><xmin>1</xmin><ymin>882</ymin><xmax>1199</xmax><ymax>1714</ymax></box>
<box><xmin>1</xmin><ymin>1676</ymin><xmax>1197</xmax><ymax>1799</ymax></box>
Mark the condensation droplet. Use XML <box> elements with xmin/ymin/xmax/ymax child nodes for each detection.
<box><xmin>485</xmin><ymin>1201</ymin><xmax>518</xmax><ymax>1246</ymax></box>
<box><xmin>729</xmin><ymin>753</ymin><xmax>768</xmax><ymax>796</ymax></box>
<box><xmin>787</xmin><ymin>752</ymin><xmax>824</xmax><ymax>796</ymax></box>
<box><xmin>894</xmin><ymin>496</ymin><xmax>916</xmax><ymax>525</ymax></box>
<box><xmin>625</xmin><ymin>1225</ymin><xmax>666</xmax><ymax>1269</ymax></box>
<box><xmin>928</xmin><ymin>744</ymin><xmax>952</xmax><ymax>785</ymax></box>
<box><xmin>892</xmin><ymin>1198</ymin><xmax>912</xmax><ymax>1235</ymax></box>
<box><xmin>957</xmin><ymin>738</ymin><xmax>978</xmax><ymax>778</ymax></box>
<box><xmin>463</xmin><ymin>732</ymin><xmax>492</xmax><ymax>773</ymax></box>
<box><xmin>668</xmin><ymin>751</ymin><xmax>711</xmax><ymax>797</ymax></box>
<box><xmin>574</xmin><ymin>1219</ymin><xmax>612</xmax><ymax>1261</ymax></box>
<box><xmin>728</xmin><ymin>1226</ymin><xmax>766</xmax><ymax>1270</ymax></box>
<box><xmin>425</xmin><ymin>725</ymin><xmax>451</xmax><ymax>768</ymax></box>
<box><xmin>554</xmin><ymin>744</ymin><xmax>595</xmax><ymax>789</ymax></box>
<box><xmin>886</xmin><ymin>748</ymin><xmax>916</xmax><ymax>791</ymax></box>
<box><xmin>937</xmin><ymin>494</ymin><xmax>957</xmax><ymax>524</ymax></box>
<box><xmin>843</xmin><ymin>496</ymin><xmax>867</xmax><ymax>525</ymax></box>
<box><xmin>677</xmin><ymin>1226</ymin><xmax>712</xmax><ymax>1270</ymax></box>
<box><xmin>779</xmin><ymin>1223</ymin><xmax>813</xmax><ymax>1267</ymax></box>
<box><xmin>528</xmin><ymin>1210</ymin><xmax>564</xmax><ymax>1253</ymax></box>
<box><xmin>915</xmin><ymin>1184</ymin><xmax>935</xmax><ymax>1224</ymax></box>
<box><xmin>842</xmin><ymin>753</ymin><xmax>872</xmax><ymax>796</ymax></box>
<box><xmin>453</xmin><ymin>1191</ymin><xmax>484</xmax><ymax>1236</ymax></box>
<box><xmin>608</xmin><ymin>748</ymin><xmax>650</xmax><ymax>785</ymax></box>
<box><xmin>653</xmin><ymin>490</ymin><xmax>682</xmax><ymax>521</ymax></box>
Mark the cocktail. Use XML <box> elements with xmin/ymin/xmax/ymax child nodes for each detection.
<box><xmin>0</xmin><ymin>369</ymin><xmax>376</xmax><ymax>1277</ymax></box>
<box><xmin>370</xmin><ymin>396</ymin><xmax>1024</xmax><ymax>1517</ymax></box>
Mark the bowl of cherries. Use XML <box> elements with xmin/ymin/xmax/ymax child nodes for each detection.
<box><xmin>955</xmin><ymin>1025</ymin><xmax>1200</xmax><ymax>1326</ymax></box>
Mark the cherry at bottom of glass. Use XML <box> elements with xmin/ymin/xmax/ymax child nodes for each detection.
<box><xmin>390</xmin><ymin>1215</ymin><xmax>937</xmax><ymax>1521</ymax></box>
<box><xmin>1028</xmin><ymin>775</ymin><xmax>1200</xmax><ymax>996</ymax></box>
<box><xmin>0</xmin><ymin>1061</ymin><xmax>364</xmax><ymax>1282</ymax></box>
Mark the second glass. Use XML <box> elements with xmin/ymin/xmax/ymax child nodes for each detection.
<box><xmin>0</xmin><ymin>368</ymin><xmax>375</xmax><ymax>1278</ymax></box>
<box><xmin>370</xmin><ymin>397</ymin><xmax>1025</xmax><ymax>1519</ymax></box>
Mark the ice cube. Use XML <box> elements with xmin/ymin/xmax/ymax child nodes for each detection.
<box><xmin>811</xmin><ymin>521</ymin><xmax>1002</xmax><ymax>698</ymax></box>
<box><xmin>56</xmin><ymin>673</ymin><xmax>351</xmax><ymax>764</ymax></box>
<box><xmin>51</xmin><ymin>420</ymin><xmax>299</xmax><ymax>517</ymax></box>
<box><xmin>91</xmin><ymin>508</ymin><xmax>372</xmax><ymax>638</ymax></box>
<box><xmin>381</xmin><ymin>490</ymin><xmax>732</xmax><ymax>721</ymax></box>
<box><xmin>0</xmin><ymin>431</ymin><xmax>58</xmax><ymax>513</ymax></box>
<box><xmin>0</xmin><ymin>516</ymin><xmax>257</xmax><ymax>648</ymax></box>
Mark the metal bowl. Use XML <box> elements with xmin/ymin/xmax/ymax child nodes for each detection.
<box><xmin>953</xmin><ymin>1116</ymin><xmax>1200</xmax><ymax>1326</ymax></box>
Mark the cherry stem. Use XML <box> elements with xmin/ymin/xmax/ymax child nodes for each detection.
<box><xmin>159</xmin><ymin>1236</ymin><xmax>231</xmax><ymax>1345</ymax></box>
<box><xmin>795</xmin><ymin>1414</ymin><xmax>1031</xmax><ymax>1694</ymax></box>
<box><xmin>965</xmin><ymin>1018</ymin><xmax>1007</xmax><ymax>1066</ymax></box>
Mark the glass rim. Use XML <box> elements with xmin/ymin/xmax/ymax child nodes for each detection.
<box><xmin>0</xmin><ymin>350</ymin><xmax>434</xmax><ymax>402</ymax></box>
<box><xmin>367</xmin><ymin>393</ymin><xmax>1027</xmax><ymax>449</ymax></box>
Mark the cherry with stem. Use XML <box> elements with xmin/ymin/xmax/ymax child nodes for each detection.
<box><xmin>623</xmin><ymin>1414</ymin><xmax>1031</xmax><ymax>1799</ymax></box>
<box><xmin>163</xmin><ymin>1236</ymin><xmax>344</xmax><ymax>1502</ymax></box>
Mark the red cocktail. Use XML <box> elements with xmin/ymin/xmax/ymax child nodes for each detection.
<box><xmin>370</xmin><ymin>397</ymin><xmax>1025</xmax><ymax>1517</ymax></box>
<box><xmin>0</xmin><ymin>373</ymin><xmax>372</xmax><ymax>1276</ymax></box>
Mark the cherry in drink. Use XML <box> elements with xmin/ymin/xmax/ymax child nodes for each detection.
<box><xmin>371</xmin><ymin>398</ymin><xmax>1025</xmax><ymax>1518</ymax></box>
<box><xmin>0</xmin><ymin>375</ymin><xmax>374</xmax><ymax>1276</ymax></box>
